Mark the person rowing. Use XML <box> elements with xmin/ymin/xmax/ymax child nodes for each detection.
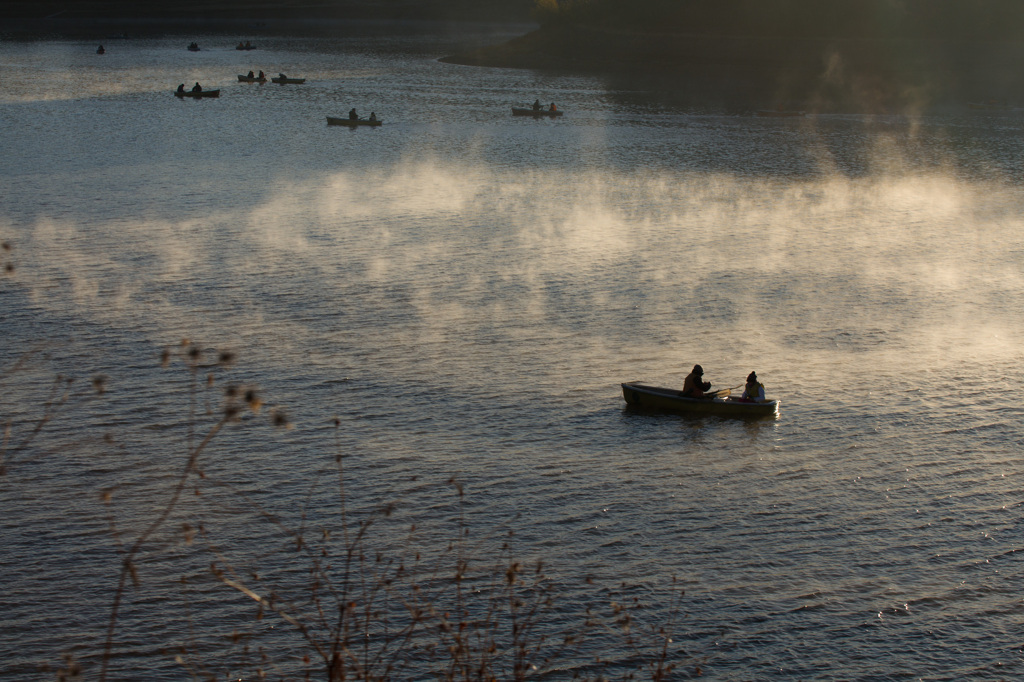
<box><xmin>681</xmin><ymin>364</ymin><xmax>712</xmax><ymax>398</ymax></box>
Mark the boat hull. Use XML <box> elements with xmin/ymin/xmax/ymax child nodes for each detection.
<box><xmin>968</xmin><ymin>102</ymin><xmax>1011</xmax><ymax>111</ymax></box>
<box><xmin>175</xmin><ymin>89</ymin><xmax>220</xmax><ymax>98</ymax></box>
<box><xmin>327</xmin><ymin>116</ymin><xmax>382</xmax><ymax>127</ymax></box>
<box><xmin>621</xmin><ymin>382</ymin><xmax>779</xmax><ymax>418</ymax></box>
<box><xmin>512</xmin><ymin>107</ymin><xmax>563</xmax><ymax>117</ymax></box>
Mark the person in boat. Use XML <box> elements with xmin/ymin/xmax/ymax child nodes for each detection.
<box><xmin>247</xmin><ymin>70</ymin><xmax>255</xmax><ymax>78</ymax></box>
<box><xmin>177</xmin><ymin>83</ymin><xmax>185</xmax><ymax>93</ymax></box>
<box><xmin>741</xmin><ymin>372</ymin><xmax>766</xmax><ymax>402</ymax></box>
<box><xmin>245</xmin><ymin>41</ymin><xmax>252</xmax><ymax>48</ymax></box>
<box><xmin>533</xmin><ymin>99</ymin><xmax>541</xmax><ymax>111</ymax></box>
<box><xmin>97</xmin><ymin>45</ymin><xmax>105</xmax><ymax>54</ymax></box>
<box><xmin>258</xmin><ymin>70</ymin><xmax>265</xmax><ymax>79</ymax></box>
<box><xmin>191</xmin><ymin>82</ymin><xmax>202</xmax><ymax>92</ymax></box>
<box><xmin>549</xmin><ymin>103</ymin><xmax>557</xmax><ymax>111</ymax></box>
<box><xmin>349</xmin><ymin>108</ymin><xmax>358</xmax><ymax>120</ymax></box>
<box><xmin>368</xmin><ymin>112</ymin><xmax>377</xmax><ymax>121</ymax></box>
<box><xmin>682</xmin><ymin>364</ymin><xmax>712</xmax><ymax>398</ymax></box>
<box><xmin>279</xmin><ymin>73</ymin><xmax>287</xmax><ymax>79</ymax></box>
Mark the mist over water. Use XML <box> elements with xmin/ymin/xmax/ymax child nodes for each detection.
<box><xmin>3</xmin><ymin>32</ymin><xmax>1024</xmax><ymax>679</ymax></box>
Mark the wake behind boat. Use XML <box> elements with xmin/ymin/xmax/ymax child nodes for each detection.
<box><xmin>621</xmin><ymin>381</ymin><xmax>780</xmax><ymax>418</ymax></box>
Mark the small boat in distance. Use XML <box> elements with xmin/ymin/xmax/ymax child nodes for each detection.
<box><xmin>621</xmin><ymin>381</ymin><xmax>780</xmax><ymax>419</ymax></box>
<box><xmin>238</xmin><ymin>74</ymin><xmax>268</xmax><ymax>83</ymax></box>
<box><xmin>271</xmin><ymin>75</ymin><xmax>306</xmax><ymax>84</ymax></box>
<box><xmin>187</xmin><ymin>42</ymin><xmax>200</xmax><ymax>52</ymax></box>
<box><xmin>512</xmin><ymin>106</ymin><xmax>563</xmax><ymax>117</ymax></box>
<box><xmin>96</xmin><ymin>45</ymin><xmax>105</xmax><ymax>55</ymax></box>
<box><xmin>968</xmin><ymin>100</ymin><xmax>1012</xmax><ymax>111</ymax></box>
<box><xmin>236</xmin><ymin>41</ymin><xmax>257</xmax><ymax>51</ymax></box>
<box><xmin>174</xmin><ymin>89</ymin><xmax>220</xmax><ymax>98</ymax></box>
<box><xmin>327</xmin><ymin>116</ymin><xmax>382</xmax><ymax>127</ymax></box>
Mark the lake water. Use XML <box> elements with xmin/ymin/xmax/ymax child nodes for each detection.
<box><xmin>3</xmin><ymin>27</ymin><xmax>1024</xmax><ymax>680</ymax></box>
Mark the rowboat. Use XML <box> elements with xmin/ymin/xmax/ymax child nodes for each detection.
<box><xmin>271</xmin><ymin>76</ymin><xmax>306</xmax><ymax>84</ymax></box>
<box><xmin>968</xmin><ymin>101</ymin><xmax>1012</xmax><ymax>111</ymax></box>
<box><xmin>757</xmin><ymin>110</ymin><xmax>802</xmax><ymax>118</ymax></box>
<box><xmin>174</xmin><ymin>89</ymin><xmax>220</xmax><ymax>98</ymax></box>
<box><xmin>621</xmin><ymin>381</ymin><xmax>780</xmax><ymax>418</ymax></box>
<box><xmin>327</xmin><ymin>116</ymin><xmax>382</xmax><ymax>127</ymax></box>
<box><xmin>512</xmin><ymin>107</ymin><xmax>563</xmax><ymax>117</ymax></box>
<box><xmin>238</xmin><ymin>75</ymin><xmax>267</xmax><ymax>82</ymax></box>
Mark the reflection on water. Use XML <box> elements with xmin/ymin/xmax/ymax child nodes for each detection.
<box><xmin>3</xmin><ymin>33</ymin><xmax>1024</xmax><ymax>680</ymax></box>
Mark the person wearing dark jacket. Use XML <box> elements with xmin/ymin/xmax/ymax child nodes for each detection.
<box><xmin>682</xmin><ymin>364</ymin><xmax>712</xmax><ymax>398</ymax></box>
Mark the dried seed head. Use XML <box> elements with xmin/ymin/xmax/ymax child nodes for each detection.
<box><xmin>271</xmin><ymin>409</ymin><xmax>290</xmax><ymax>429</ymax></box>
<box><xmin>245</xmin><ymin>390</ymin><xmax>263</xmax><ymax>412</ymax></box>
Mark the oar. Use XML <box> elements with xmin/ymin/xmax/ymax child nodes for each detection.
<box><xmin>705</xmin><ymin>384</ymin><xmax>743</xmax><ymax>399</ymax></box>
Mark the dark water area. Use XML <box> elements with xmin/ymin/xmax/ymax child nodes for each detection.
<box><xmin>3</xmin><ymin>29</ymin><xmax>1024</xmax><ymax>680</ymax></box>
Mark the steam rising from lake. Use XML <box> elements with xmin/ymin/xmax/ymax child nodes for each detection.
<box><xmin>9</xmin><ymin>160</ymin><xmax>1024</xmax><ymax>397</ymax></box>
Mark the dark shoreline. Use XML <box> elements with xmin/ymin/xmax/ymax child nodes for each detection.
<box><xmin>0</xmin><ymin>0</ymin><xmax>534</xmax><ymax>39</ymax></box>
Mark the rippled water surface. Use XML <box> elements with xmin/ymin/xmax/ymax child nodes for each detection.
<box><xmin>3</xmin><ymin>29</ymin><xmax>1024</xmax><ymax>680</ymax></box>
